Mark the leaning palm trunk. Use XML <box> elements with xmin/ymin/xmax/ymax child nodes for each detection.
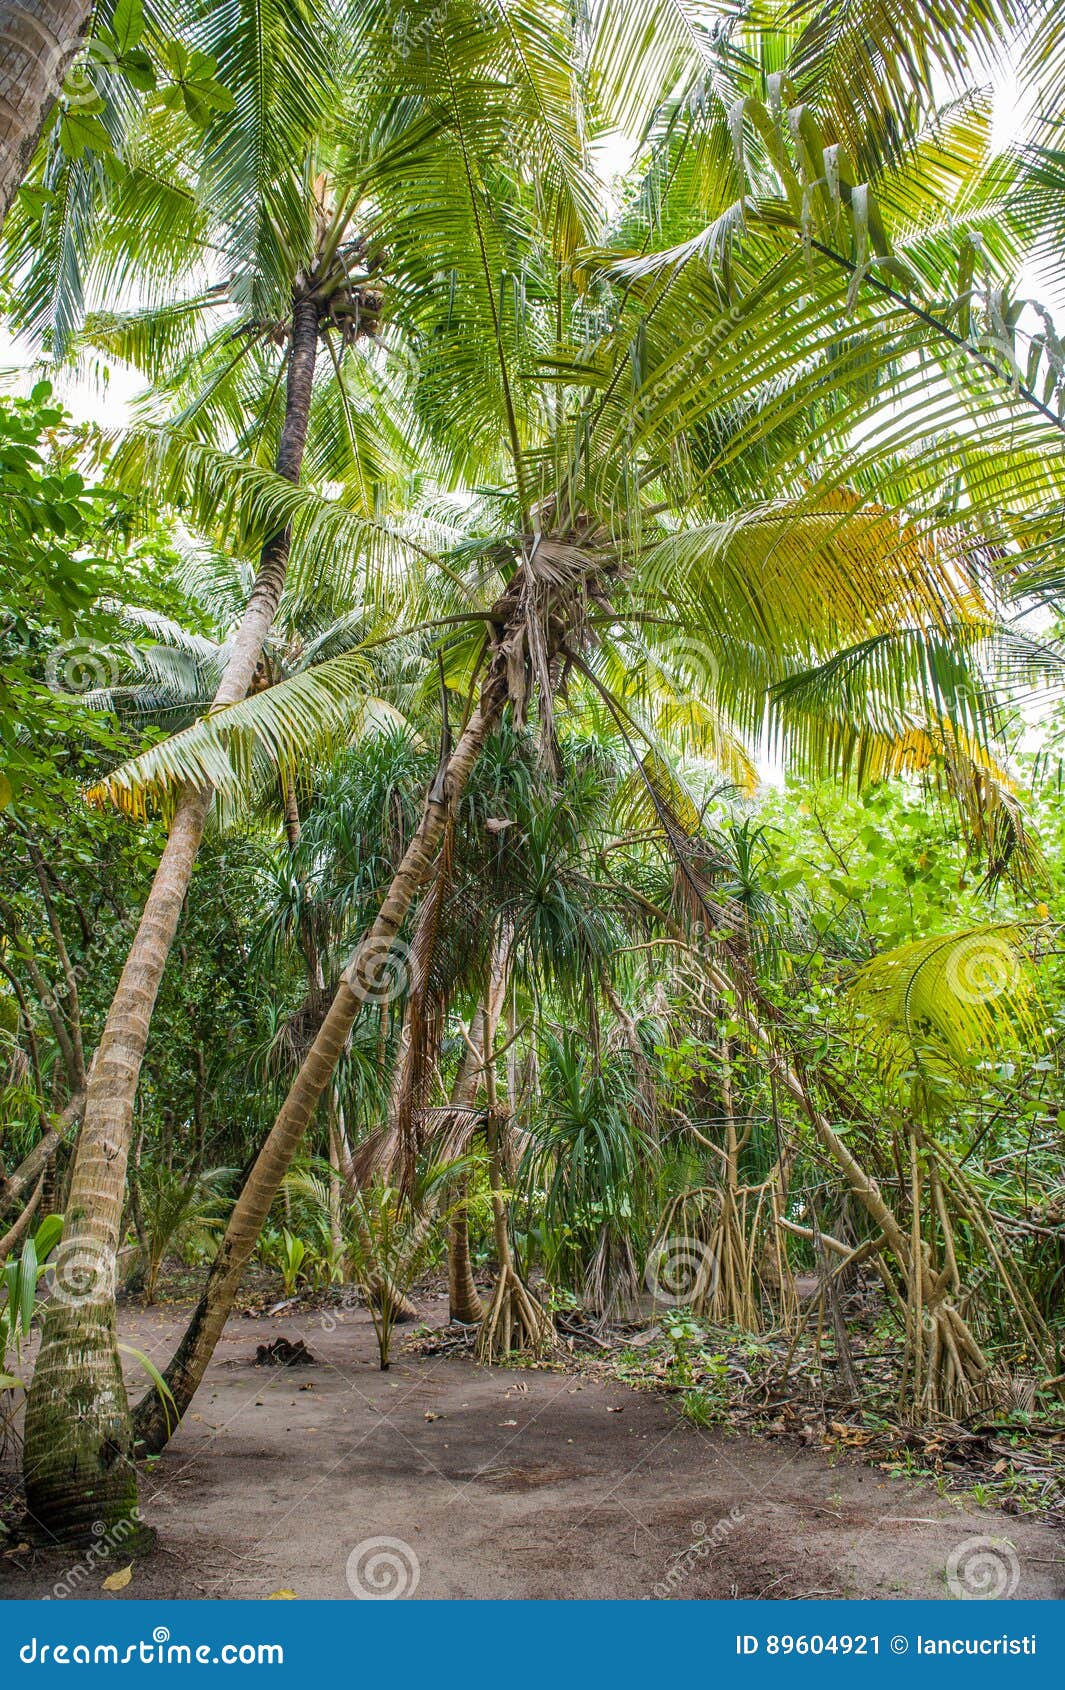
<box><xmin>132</xmin><ymin>699</ymin><xmax>497</xmax><ymax>1453</ymax></box>
<box><xmin>0</xmin><ymin>0</ymin><xmax>90</xmax><ymax>227</ymax></box>
<box><xmin>134</xmin><ymin>526</ymin><xmax>616</xmax><ymax>1449</ymax></box>
<box><xmin>0</xmin><ymin>1173</ymin><xmax>44</xmax><ymax>1257</ymax></box>
<box><xmin>22</xmin><ymin>297</ymin><xmax>320</xmax><ymax>1544</ymax></box>
<box><xmin>0</xmin><ymin>1089</ymin><xmax>83</xmax><ymax>1214</ymax></box>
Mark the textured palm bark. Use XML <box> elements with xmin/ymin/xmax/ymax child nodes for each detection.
<box><xmin>0</xmin><ymin>0</ymin><xmax>90</xmax><ymax>227</ymax></box>
<box><xmin>448</xmin><ymin>1195</ymin><xmax>483</xmax><ymax>1322</ymax></box>
<box><xmin>133</xmin><ymin>699</ymin><xmax>496</xmax><ymax>1453</ymax></box>
<box><xmin>22</xmin><ymin>297</ymin><xmax>321</xmax><ymax>1544</ymax></box>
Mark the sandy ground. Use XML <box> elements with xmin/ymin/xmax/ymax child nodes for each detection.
<box><xmin>1</xmin><ymin>1295</ymin><xmax>1062</xmax><ymax>1601</ymax></box>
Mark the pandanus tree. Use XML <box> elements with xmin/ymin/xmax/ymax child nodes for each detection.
<box><xmin>113</xmin><ymin>1</ymin><xmax>1065</xmax><ymax>1463</ymax></box>
<box><xmin>383</xmin><ymin>724</ymin><xmax>635</xmax><ymax>1334</ymax></box>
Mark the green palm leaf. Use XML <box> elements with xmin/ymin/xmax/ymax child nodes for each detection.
<box><xmin>88</xmin><ymin>648</ymin><xmax>404</xmax><ymax>815</ymax></box>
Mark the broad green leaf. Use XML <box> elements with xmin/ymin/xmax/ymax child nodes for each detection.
<box><xmin>19</xmin><ymin>1238</ymin><xmax>37</xmax><ymax>1334</ymax></box>
<box><xmin>110</xmin><ymin>0</ymin><xmax>144</xmax><ymax>55</ymax></box>
<box><xmin>59</xmin><ymin>111</ymin><xmax>113</xmax><ymax>160</ymax></box>
<box><xmin>32</xmin><ymin>1214</ymin><xmax>64</xmax><ymax>1265</ymax></box>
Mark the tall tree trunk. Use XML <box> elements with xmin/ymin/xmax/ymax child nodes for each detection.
<box><xmin>133</xmin><ymin>699</ymin><xmax>496</xmax><ymax>1454</ymax></box>
<box><xmin>447</xmin><ymin>1030</ymin><xmax>484</xmax><ymax>1325</ymax></box>
<box><xmin>22</xmin><ymin>296</ymin><xmax>321</xmax><ymax>1545</ymax></box>
<box><xmin>0</xmin><ymin>0</ymin><xmax>90</xmax><ymax>228</ymax></box>
<box><xmin>327</xmin><ymin>1111</ymin><xmax>343</xmax><ymax>1264</ymax></box>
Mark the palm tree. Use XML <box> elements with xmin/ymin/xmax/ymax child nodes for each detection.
<box><xmin>118</xmin><ymin>1</ymin><xmax>1063</xmax><ymax>1458</ymax></box>
<box><xmin>17</xmin><ymin>0</ymin><xmax>409</xmax><ymax>1545</ymax></box>
<box><xmin>21</xmin><ymin>0</ymin><xmax>1065</xmax><ymax>1532</ymax></box>
<box><xmin>15</xmin><ymin>0</ymin><xmax>610</xmax><ymax>1542</ymax></box>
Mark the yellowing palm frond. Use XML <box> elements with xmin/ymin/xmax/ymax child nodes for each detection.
<box><xmin>850</xmin><ymin>921</ymin><xmax>1044</xmax><ymax>1078</ymax></box>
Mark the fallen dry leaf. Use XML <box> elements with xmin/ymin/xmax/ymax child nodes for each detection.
<box><xmin>102</xmin><ymin>1565</ymin><xmax>132</xmax><ymax>1592</ymax></box>
<box><xmin>267</xmin><ymin>1590</ymin><xmax>298</xmax><ymax>1600</ymax></box>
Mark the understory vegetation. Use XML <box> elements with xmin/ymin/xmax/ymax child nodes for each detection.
<box><xmin>2</xmin><ymin>0</ymin><xmax>1065</xmax><ymax>1552</ymax></box>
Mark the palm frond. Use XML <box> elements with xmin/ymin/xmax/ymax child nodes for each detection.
<box><xmin>849</xmin><ymin>921</ymin><xmax>1044</xmax><ymax>1079</ymax></box>
<box><xmin>87</xmin><ymin>649</ymin><xmax>403</xmax><ymax>816</ymax></box>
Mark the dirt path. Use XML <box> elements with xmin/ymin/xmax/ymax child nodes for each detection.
<box><xmin>2</xmin><ymin>1297</ymin><xmax>1062</xmax><ymax>1601</ymax></box>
